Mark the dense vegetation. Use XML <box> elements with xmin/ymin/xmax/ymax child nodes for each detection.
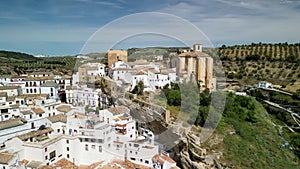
<box><xmin>156</xmin><ymin>84</ymin><xmax>300</xmax><ymax>168</ymax></box>
<box><xmin>214</xmin><ymin>93</ymin><xmax>299</xmax><ymax>168</ymax></box>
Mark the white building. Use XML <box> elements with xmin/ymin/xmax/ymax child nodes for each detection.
<box><xmin>256</xmin><ymin>81</ymin><xmax>272</xmax><ymax>89</ymax></box>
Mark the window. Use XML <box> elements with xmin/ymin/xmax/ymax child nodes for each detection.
<box><xmin>45</xmin><ymin>147</ymin><xmax>48</xmax><ymax>152</ymax></box>
<box><xmin>57</xmin><ymin>129</ymin><xmax>60</xmax><ymax>133</ymax></box>
<box><xmin>66</xmin><ymin>140</ymin><xmax>69</xmax><ymax>144</ymax></box>
<box><xmin>67</xmin><ymin>154</ymin><xmax>70</xmax><ymax>158</ymax></box>
<box><xmin>91</xmin><ymin>145</ymin><xmax>95</xmax><ymax>149</ymax></box>
<box><xmin>130</xmin><ymin>157</ymin><xmax>136</xmax><ymax>161</ymax></box>
<box><xmin>145</xmin><ymin>160</ymin><xmax>149</xmax><ymax>164</ymax></box>
<box><xmin>99</xmin><ymin>146</ymin><xmax>102</xmax><ymax>152</ymax></box>
<box><xmin>49</xmin><ymin>151</ymin><xmax>56</xmax><ymax>160</ymax></box>
<box><xmin>67</xmin><ymin>147</ymin><xmax>69</xmax><ymax>151</ymax></box>
<box><xmin>85</xmin><ymin>144</ymin><xmax>88</xmax><ymax>151</ymax></box>
<box><xmin>45</xmin><ymin>155</ymin><xmax>48</xmax><ymax>160</ymax></box>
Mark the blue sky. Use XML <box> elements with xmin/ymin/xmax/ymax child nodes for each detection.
<box><xmin>0</xmin><ymin>0</ymin><xmax>299</xmax><ymax>56</ymax></box>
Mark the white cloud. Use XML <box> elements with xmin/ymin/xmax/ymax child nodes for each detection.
<box><xmin>156</xmin><ymin>0</ymin><xmax>300</xmax><ymax>44</ymax></box>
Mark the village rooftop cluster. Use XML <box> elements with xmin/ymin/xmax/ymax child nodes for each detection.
<box><xmin>0</xmin><ymin>44</ymin><xmax>215</xmax><ymax>169</ymax></box>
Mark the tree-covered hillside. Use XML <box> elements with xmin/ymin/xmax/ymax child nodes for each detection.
<box><xmin>210</xmin><ymin>43</ymin><xmax>300</xmax><ymax>90</ymax></box>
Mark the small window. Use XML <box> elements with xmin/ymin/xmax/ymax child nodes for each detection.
<box><xmin>45</xmin><ymin>155</ymin><xmax>48</xmax><ymax>160</ymax></box>
<box><xmin>67</xmin><ymin>147</ymin><xmax>69</xmax><ymax>151</ymax></box>
<box><xmin>66</xmin><ymin>140</ymin><xmax>69</xmax><ymax>144</ymax></box>
<box><xmin>67</xmin><ymin>154</ymin><xmax>70</xmax><ymax>158</ymax></box>
<box><xmin>49</xmin><ymin>151</ymin><xmax>56</xmax><ymax>160</ymax></box>
<box><xmin>85</xmin><ymin>144</ymin><xmax>88</xmax><ymax>151</ymax></box>
<box><xmin>45</xmin><ymin>147</ymin><xmax>47</xmax><ymax>152</ymax></box>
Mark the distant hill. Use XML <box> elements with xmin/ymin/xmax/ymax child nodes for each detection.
<box><xmin>0</xmin><ymin>50</ymin><xmax>39</xmax><ymax>61</ymax></box>
<box><xmin>0</xmin><ymin>50</ymin><xmax>76</xmax><ymax>76</ymax></box>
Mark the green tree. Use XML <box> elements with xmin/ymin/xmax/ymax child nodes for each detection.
<box><xmin>132</xmin><ymin>81</ymin><xmax>144</xmax><ymax>95</ymax></box>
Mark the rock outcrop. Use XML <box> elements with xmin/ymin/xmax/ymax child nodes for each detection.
<box><xmin>172</xmin><ymin>128</ymin><xmax>228</xmax><ymax>169</ymax></box>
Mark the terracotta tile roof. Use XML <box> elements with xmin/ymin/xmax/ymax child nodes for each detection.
<box><xmin>41</xmin><ymin>81</ymin><xmax>58</xmax><ymax>87</ymax></box>
<box><xmin>0</xmin><ymin>152</ymin><xmax>15</xmax><ymax>164</ymax></box>
<box><xmin>132</xmin><ymin>70</ymin><xmax>147</xmax><ymax>75</ymax></box>
<box><xmin>0</xmin><ymin>92</ymin><xmax>7</xmax><ymax>97</ymax></box>
<box><xmin>20</xmin><ymin>110</ymin><xmax>32</xmax><ymax>115</ymax></box>
<box><xmin>28</xmin><ymin>72</ymin><xmax>52</xmax><ymax>75</ymax></box>
<box><xmin>109</xmin><ymin>159</ymin><xmax>151</xmax><ymax>169</ymax></box>
<box><xmin>17</xmin><ymin>127</ymin><xmax>53</xmax><ymax>141</ymax></box>
<box><xmin>25</xmin><ymin>76</ymin><xmax>55</xmax><ymax>81</ymax></box>
<box><xmin>0</xmin><ymin>86</ymin><xmax>19</xmax><ymax>90</ymax></box>
<box><xmin>56</xmin><ymin>105</ymin><xmax>72</xmax><ymax>113</ymax></box>
<box><xmin>32</xmin><ymin>108</ymin><xmax>45</xmax><ymax>114</ymax></box>
<box><xmin>148</xmin><ymin>69</ymin><xmax>160</xmax><ymax>74</ymax></box>
<box><xmin>17</xmin><ymin>94</ymin><xmax>49</xmax><ymax>99</ymax></box>
<box><xmin>20</xmin><ymin>159</ymin><xmax>29</xmax><ymax>165</ymax></box>
<box><xmin>6</xmin><ymin>96</ymin><xmax>16</xmax><ymax>101</ymax></box>
<box><xmin>11</xmin><ymin>75</ymin><xmax>27</xmax><ymax>79</ymax></box>
<box><xmin>153</xmin><ymin>154</ymin><xmax>176</xmax><ymax>164</ymax></box>
<box><xmin>108</xmin><ymin>106</ymin><xmax>129</xmax><ymax>115</ymax></box>
<box><xmin>0</xmin><ymin>75</ymin><xmax>11</xmax><ymax>78</ymax></box>
<box><xmin>112</xmin><ymin>67</ymin><xmax>132</xmax><ymax>70</ymax></box>
<box><xmin>66</xmin><ymin>86</ymin><xmax>78</xmax><ymax>90</ymax></box>
<box><xmin>27</xmin><ymin>160</ymin><xmax>42</xmax><ymax>168</ymax></box>
<box><xmin>0</xmin><ymin>118</ymin><xmax>26</xmax><ymax>130</ymax></box>
<box><xmin>9</xmin><ymin>104</ymin><xmax>19</xmax><ymax>109</ymax></box>
<box><xmin>61</xmin><ymin>75</ymin><xmax>72</xmax><ymax>79</ymax></box>
<box><xmin>88</xmin><ymin>160</ymin><xmax>105</xmax><ymax>169</ymax></box>
<box><xmin>55</xmin><ymin>158</ymin><xmax>77</xmax><ymax>168</ymax></box>
<box><xmin>38</xmin><ymin>165</ymin><xmax>56</xmax><ymax>169</ymax></box>
<box><xmin>47</xmin><ymin>114</ymin><xmax>67</xmax><ymax>123</ymax></box>
<box><xmin>142</xmin><ymin>145</ymin><xmax>154</xmax><ymax>149</ymax></box>
<box><xmin>161</xmin><ymin>155</ymin><xmax>176</xmax><ymax>163</ymax></box>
